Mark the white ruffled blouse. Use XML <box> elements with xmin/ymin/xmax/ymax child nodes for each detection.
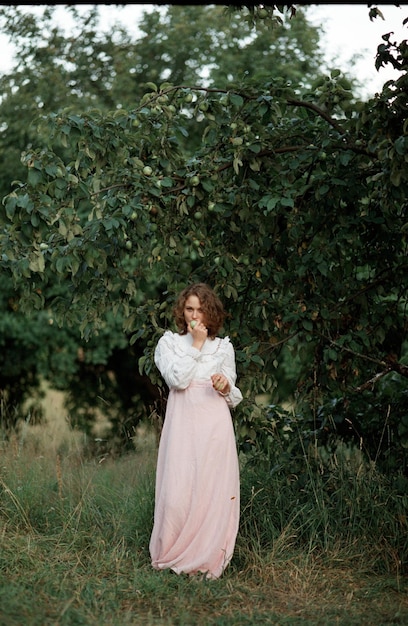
<box><xmin>154</xmin><ymin>331</ymin><xmax>243</xmax><ymax>409</ymax></box>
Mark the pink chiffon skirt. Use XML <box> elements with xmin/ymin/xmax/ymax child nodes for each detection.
<box><xmin>149</xmin><ymin>380</ymin><xmax>240</xmax><ymax>579</ymax></box>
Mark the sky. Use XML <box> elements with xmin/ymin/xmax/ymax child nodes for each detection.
<box><xmin>307</xmin><ymin>3</ymin><xmax>407</xmax><ymax>97</ymax></box>
<box><xmin>0</xmin><ymin>3</ymin><xmax>407</xmax><ymax>99</ymax></box>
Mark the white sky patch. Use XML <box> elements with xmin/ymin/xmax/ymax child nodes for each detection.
<box><xmin>306</xmin><ymin>4</ymin><xmax>407</xmax><ymax>98</ymax></box>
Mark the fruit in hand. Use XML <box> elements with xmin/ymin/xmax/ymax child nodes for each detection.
<box><xmin>190</xmin><ymin>321</ymin><xmax>197</xmax><ymax>328</ymax></box>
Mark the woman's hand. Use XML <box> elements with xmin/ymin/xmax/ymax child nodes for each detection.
<box><xmin>188</xmin><ymin>320</ymin><xmax>208</xmax><ymax>349</ymax></box>
<box><xmin>211</xmin><ymin>373</ymin><xmax>230</xmax><ymax>395</ymax></box>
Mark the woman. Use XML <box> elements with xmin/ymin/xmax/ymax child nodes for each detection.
<box><xmin>149</xmin><ymin>283</ymin><xmax>243</xmax><ymax>579</ymax></box>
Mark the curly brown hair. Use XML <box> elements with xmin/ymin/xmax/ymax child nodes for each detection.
<box><xmin>173</xmin><ymin>283</ymin><xmax>225</xmax><ymax>339</ymax></box>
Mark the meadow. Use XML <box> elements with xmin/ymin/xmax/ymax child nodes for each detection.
<box><xmin>1</xmin><ymin>396</ymin><xmax>407</xmax><ymax>626</ymax></box>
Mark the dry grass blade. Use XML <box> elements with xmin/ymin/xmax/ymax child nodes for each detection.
<box><xmin>0</xmin><ymin>477</ymin><xmax>36</xmax><ymax>533</ymax></box>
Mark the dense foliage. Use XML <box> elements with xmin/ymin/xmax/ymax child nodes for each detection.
<box><xmin>0</xmin><ymin>5</ymin><xmax>407</xmax><ymax>477</ymax></box>
<box><xmin>0</xmin><ymin>4</ymin><xmax>329</xmax><ymax>446</ymax></box>
<box><xmin>0</xmin><ymin>4</ymin><xmax>325</xmax><ymax>195</ymax></box>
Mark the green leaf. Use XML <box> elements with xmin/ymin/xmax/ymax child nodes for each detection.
<box><xmin>229</xmin><ymin>93</ymin><xmax>244</xmax><ymax>108</ymax></box>
<box><xmin>160</xmin><ymin>177</ymin><xmax>174</xmax><ymax>187</ymax></box>
<box><xmin>302</xmin><ymin>320</ymin><xmax>313</xmax><ymax>331</ymax></box>
<box><xmin>29</xmin><ymin>252</ymin><xmax>45</xmax><ymax>273</ymax></box>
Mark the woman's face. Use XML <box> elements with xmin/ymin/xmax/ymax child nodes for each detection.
<box><xmin>183</xmin><ymin>295</ymin><xmax>206</xmax><ymax>327</ymax></box>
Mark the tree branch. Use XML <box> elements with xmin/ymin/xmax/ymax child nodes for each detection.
<box><xmin>287</xmin><ymin>98</ymin><xmax>345</xmax><ymax>134</ymax></box>
<box><xmin>354</xmin><ymin>368</ymin><xmax>392</xmax><ymax>392</ymax></box>
<box><xmin>319</xmin><ymin>331</ymin><xmax>388</xmax><ymax>368</ymax></box>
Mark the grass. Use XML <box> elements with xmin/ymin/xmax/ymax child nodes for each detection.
<box><xmin>0</xmin><ymin>422</ymin><xmax>407</xmax><ymax>626</ymax></box>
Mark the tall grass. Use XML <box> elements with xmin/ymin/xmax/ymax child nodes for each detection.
<box><xmin>238</xmin><ymin>446</ymin><xmax>408</xmax><ymax>576</ymax></box>
<box><xmin>1</xmin><ymin>424</ymin><xmax>407</xmax><ymax>625</ymax></box>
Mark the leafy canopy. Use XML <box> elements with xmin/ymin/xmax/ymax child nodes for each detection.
<box><xmin>0</xmin><ymin>4</ymin><xmax>407</xmax><ymax>469</ymax></box>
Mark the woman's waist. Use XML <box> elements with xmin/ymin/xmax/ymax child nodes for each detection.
<box><xmin>170</xmin><ymin>379</ymin><xmax>213</xmax><ymax>390</ymax></box>
<box><xmin>188</xmin><ymin>379</ymin><xmax>213</xmax><ymax>388</ymax></box>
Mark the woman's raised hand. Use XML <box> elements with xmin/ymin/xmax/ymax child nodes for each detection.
<box><xmin>188</xmin><ymin>320</ymin><xmax>208</xmax><ymax>348</ymax></box>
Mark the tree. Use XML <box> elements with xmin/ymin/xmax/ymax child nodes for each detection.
<box><xmin>0</xmin><ymin>3</ymin><xmax>332</xmax><ymax>443</ymax></box>
<box><xmin>0</xmin><ymin>5</ymin><xmax>407</xmax><ymax>475</ymax></box>
<box><xmin>0</xmin><ymin>4</ymin><xmax>328</xmax><ymax>196</ymax></box>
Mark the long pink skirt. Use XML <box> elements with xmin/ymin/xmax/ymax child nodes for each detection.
<box><xmin>149</xmin><ymin>380</ymin><xmax>240</xmax><ymax>579</ymax></box>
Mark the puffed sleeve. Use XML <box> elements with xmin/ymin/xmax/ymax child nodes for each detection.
<box><xmin>219</xmin><ymin>338</ymin><xmax>243</xmax><ymax>409</ymax></box>
<box><xmin>154</xmin><ymin>331</ymin><xmax>201</xmax><ymax>390</ymax></box>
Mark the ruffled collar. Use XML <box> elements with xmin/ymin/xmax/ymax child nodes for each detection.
<box><xmin>166</xmin><ymin>331</ymin><xmax>231</xmax><ymax>355</ymax></box>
